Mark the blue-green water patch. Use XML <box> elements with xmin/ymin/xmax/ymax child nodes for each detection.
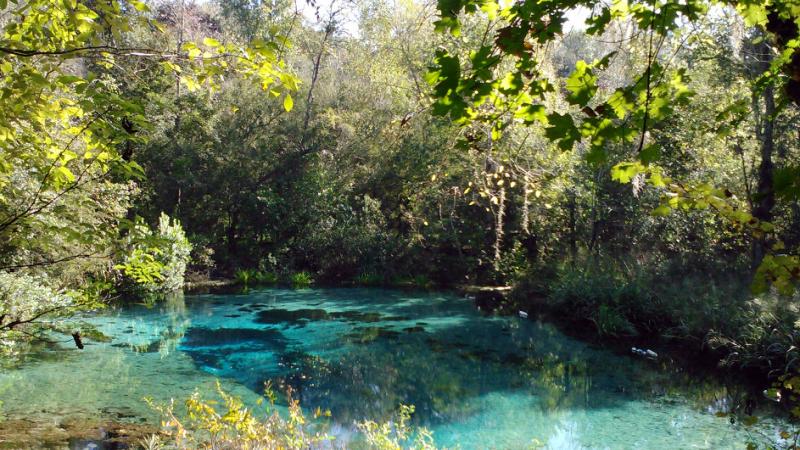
<box><xmin>0</xmin><ymin>288</ymin><xmax>787</xmax><ymax>448</ymax></box>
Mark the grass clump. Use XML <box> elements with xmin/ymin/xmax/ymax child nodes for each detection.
<box><xmin>289</xmin><ymin>271</ymin><xmax>313</xmax><ymax>288</ymax></box>
<box><xmin>355</xmin><ymin>272</ymin><xmax>385</xmax><ymax>286</ymax></box>
<box><xmin>234</xmin><ymin>269</ymin><xmax>279</xmax><ymax>286</ymax></box>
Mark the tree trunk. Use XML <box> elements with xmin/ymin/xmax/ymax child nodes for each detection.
<box><xmin>751</xmin><ymin>82</ymin><xmax>776</xmax><ymax>271</ymax></box>
<box><xmin>227</xmin><ymin>209</ymin><xmax>238</xmax><ymax>262</ymax></box>
<box><xmin>567</xmin><ymin>189</ymin><xmax>578</xmax><ymax>262</ymax></box>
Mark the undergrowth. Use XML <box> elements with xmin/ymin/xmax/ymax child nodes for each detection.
<box><xmin>141</xmin><ymin>382</ymin><xmax>439</xmax><ymax>450</ymax></box>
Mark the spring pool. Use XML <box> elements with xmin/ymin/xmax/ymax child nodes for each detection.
<box><xmin>0</xmin><ymin>288</ymin><xmax>785</xmax><ymax>448</ymax></box>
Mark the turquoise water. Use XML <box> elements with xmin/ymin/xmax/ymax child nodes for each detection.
<box><xmin>0</xmin><ymin>288</ymin><xmax>785</xmax><ymax>448</ymax></box>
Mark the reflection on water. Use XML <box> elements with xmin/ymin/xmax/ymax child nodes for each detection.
<box><xmin>0</xmin><ymin>288</ymin><xmax>785</xmax><ymax>448</ymax></box>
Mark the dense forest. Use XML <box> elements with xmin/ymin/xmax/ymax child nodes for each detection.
<box><xmin>1</xmin><ymin>0</ymin><xmax>800</xmax><ymax>447</ymax></box>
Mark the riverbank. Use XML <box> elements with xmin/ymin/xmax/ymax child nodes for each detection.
<box><xmin>0</xmin><ymin>416</ymin><xmax>156</xmax><ymax>449</ymax></box>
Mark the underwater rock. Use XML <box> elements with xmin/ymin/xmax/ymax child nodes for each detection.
<box><xmin>0</xmin><ymin>417</ymin><xmax>156</xmax><ymax>449</ymax></box>
<box><xmin>181</xmin><ymin>327</ymin><xmax>288</xmax><ymax>350</ymax></box>
<box><xmin>111</xmin><ymin>340</ymin><xmax>162</xmax><ymax>353</ymax></box>
<box><xmin>344</xmin><ymin>326</ymin><xmax>401</xmax><ymax>343</ymax></box>
<box><xmin>254</xmin><ymin>308</ymin><xmax>387</xmax><ymax>326</ymax></box>
<box><xmin>383</xmin><ymin>315</ymin><xmax>412</xmax><ymax>321</ymax></box>
<box><xmin>254</xmin><ymin>308</ymin><xmax>331</xmax><ymax>325</ymax></box>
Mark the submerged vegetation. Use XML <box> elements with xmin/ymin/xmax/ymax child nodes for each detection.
<box><xmin>1</xmin><ymin>0</ymin><xmax>800</xmax><ymax>446</ymax></box>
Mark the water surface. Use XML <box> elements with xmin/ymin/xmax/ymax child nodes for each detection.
<box><xmin>0</xmin><ymin>288</ymin><xmax>783</xmax><ymax>448</ymax></box>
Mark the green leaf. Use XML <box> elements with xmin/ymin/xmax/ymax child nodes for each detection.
<box><xmin>544</xmin><ymin>113</ymin><xmax>581</xmax><ymax>151</ymax></box>
<box><xmin>566</xmin><ymin>60</ymin><xmax>598</xmax><ymax>107</ymax></box>
<box><xmin>611</xmin><ymin>162</ymin><xmax>645</xmax><ymax>183</ymax></box>
<box><xmin>607</xmin><ymin>89</ymin><xmax>634</xmax><ymax>119</ymax></box>
<box><xmin>514</xmin><ymin>104</ymin><xmax>547</xmax><ymax>124</ymax></box>
<box><xmin>651</xmin><ymin>205</ymin><xmax>671</xmax><ymax>217</ymax></box>
<box><xmin>180</xmin><ymin>76</ymin><xmax>200</xmax><ymax>92</ymax></box>
<box><xmin>130</xmin><ymin>0</ymin><xmax>149</xmax><ymax>12</ymax></box>
<box><xmin>639</xmin><ymin>144</ymin><xmax>660</xmax><ymax>164</ymax></box>
<box><xmin>737</xmin><ymin>2</ymin><xmax>768</xmax><ymax>27</ymax></box>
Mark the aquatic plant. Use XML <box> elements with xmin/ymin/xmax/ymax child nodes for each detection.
<box><xmin>290</xmin><ymin>272</ymin><xmax>313</xmax><ymax>288</ymax></box>
<box><xmin>235</xmin><ymin>269</ymin><xmax>279</xmax><ymax>287</ymax></box>
<box><xmin>411</xmin><ymin>275</ymin><xmax>433</xmax><ymax>289</ymax></box>
<box><xmin>356</xmin><ymin>272</ymin><xmax>385</xmax><ymax>286</ymax></box>
<box><xmin>234</xmin><ymin>268</ymin><xmax>257</xmax><ymax>286</ymax></box>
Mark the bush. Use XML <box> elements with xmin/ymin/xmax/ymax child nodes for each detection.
<box><xmin>358</xmin><ymin>404</ymin><xmax>437</xmax><ymax>450</ymax></box>
<box><xmin>548</xmin><ymin>267</ymin><xmax>645</xmax><ymax>337</ymax></box>
<box><xmin>117</xmin><ymin>213</ymin><xmax>192</xmax><ymax>294</ymax></box>
<box><xmin>535</xmin><ymin>259</ymin><xmax>800</xmax><ymax>378</ymax></box>
<box><xmin>155</xmin><ymin>214</ymin><xmax>193</xmax><ymax>292</ymax></box>
<box><xmin>708</xmin><ymin>296</ymin><xmax>800</xmax><ymax>376</ymax></box>
<box><xmin>144</xmin><ymin>383</ymin><xmax>438</xmax><ymax>450</ymax></box>
<box><xmin>144</xmin><ymin>382</ymin><xmax>331</xmax><ymax>449</ymax></box>
<box><xmin>0</xmin><ymin>271</ymin><xmax>74</xmax><ymax>356</ymax></box>
<box><xmin>297</xmin><ymin>195</ymin><xmax>396</xmax><ymax>282</ymax></box>
<box><xmin>186</xmin><ymin>243</ymin><xmax>216</xmax><ymax>282</ymax></box>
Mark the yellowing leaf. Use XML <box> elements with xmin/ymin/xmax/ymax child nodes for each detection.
<box><xmin>203</xmin><ymin>37</ymin><xmax>221</xmax><ymax>47</ymax></box>
<box><xmin>283</xmin><ymin>93</ymin><xmax>294</xmax><ymax>112</ymax></box>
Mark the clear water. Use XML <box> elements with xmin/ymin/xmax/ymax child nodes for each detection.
<box><xmin>0</xmin><ymin>288</ymin><xmax>784</xmax><ymax>448</ymax></box>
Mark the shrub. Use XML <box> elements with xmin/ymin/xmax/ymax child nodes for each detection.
<box><xmin>297</xmin><ymin>195</ymin><xmax>396</xmax><ymax>282</ymax></box>
<box><xmin>144</xmin><ymin>383</ymin><xmax>438</xmax><ymax>450</ymax></box>
<box><xmin>548</xmin><ymin>267</ymin><xmax>642</xmax><ymax>337</ymax></box>
<box><xmin>708</xmin><ymin>296</ymin><xmax>800</xmax><ymax>376</ymax></box>
<box><xmin>0</xmin><ymin>271</ymin><xmax>74</xmax><ymax>356</ymax></box>
<box><xmin>411</xmin><ymin>274</ymin><xmax>433</xmax><ymax>289</ymax></box>
<box><xmin>235</xmin><ymin>269</ymin><xmax>280</xmax><ymax>287</ymax></box>
<box><xmin>144</xmin><ymin>382</ymin><xmax>331</xmax><ymax>449</ymax></box>
<box><xmin>358</xmin><ymin>404</ymin><xmax>437</xmax><ymax>450</ymax></box>
<box><xmin>155</xmin><ymin>214</ymin><xmax>193</xmax><ymax>291</ymax></box>
<box><xmin>117</xmin><ymin>213</ymin><xmax>192</xmax><ymax>294</ymax></box>
<box><xmin>186</xmin><ymin>244</ymin><xmax>216</xmax><ymax>282</ymax></box>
